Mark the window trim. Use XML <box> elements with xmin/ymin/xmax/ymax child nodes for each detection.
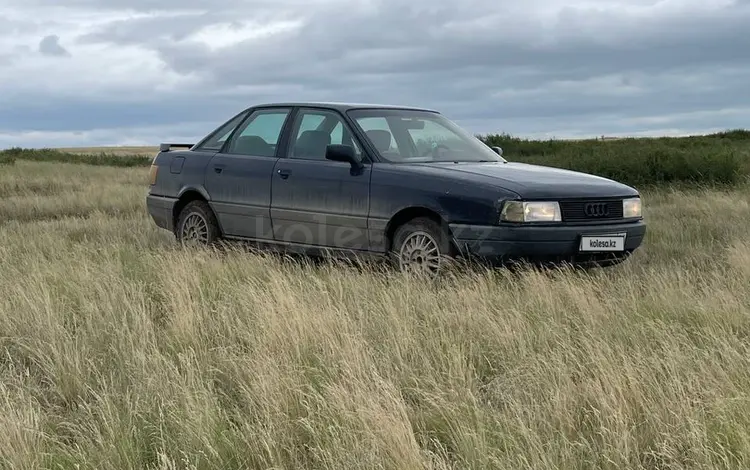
<box><xmin>346</xmin><ymin>108</ymin><xmax>503</xmax><ymax>164</ymax></box>
<box><xmin>284</xmin><ymin>107</ymin><xmax>368</xmax><ymax>163</ymax></box>
<box><xmin>223</xmin><ymin>107</ymin><xmax>293</xmax><ymax>157</ymax></box>
<box><xmin>193</xmin><ymin>109</ymin><xmax>251</xmax><ymax>152</ymax></box>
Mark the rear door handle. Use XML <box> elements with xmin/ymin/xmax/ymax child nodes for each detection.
<box><xmin>277</xmin><ymin>168</ymin><xmax>291</xmax><ymax>179</ymax></box>
<box><xmin>213</xmin><ymin>165</ymin><xmax>224</xmax><ymax>174</ymax></box>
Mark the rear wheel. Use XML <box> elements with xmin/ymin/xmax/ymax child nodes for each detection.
<box><xmin>175</xmin><ymin>200</ymin><xmax>221</xmax><ymax>246</ymax></box>
<box><xmin>390</xmin><ymin>217</ymin><xmax>457</xmax><ymax>275</ymax></box>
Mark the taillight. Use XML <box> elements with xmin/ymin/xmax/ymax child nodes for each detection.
<box><xmin>149</xmin><ymin>165</ymin><xmax>158</xmax><ymax>185</ymax></box>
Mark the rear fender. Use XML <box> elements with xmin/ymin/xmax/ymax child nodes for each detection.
<box><xmin>177</xmin><ymin>185</ymin><xmax>211</xmax><ymax>201</ymax></box>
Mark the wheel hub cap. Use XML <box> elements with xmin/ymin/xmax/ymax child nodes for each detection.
<box><xmin>182</xmin><ymin>213</ymin><xmax>208</xmax><ymax>244</ymax></box>
<box><xmin>399</xmin><ymin>231</ymin><xmax>441</xmax><ymax>274</ymax></box>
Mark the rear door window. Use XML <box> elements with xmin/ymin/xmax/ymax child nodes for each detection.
<box><xmin>225</xmin><ymin>108</ymin><xmax>292</xmax><ymax>157</ymax></box>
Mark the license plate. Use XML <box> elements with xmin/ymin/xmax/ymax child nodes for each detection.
<box><xmin>579</xmin><ymin>233</ymin><xmax>626</xmax><ymax>252</ymax></box>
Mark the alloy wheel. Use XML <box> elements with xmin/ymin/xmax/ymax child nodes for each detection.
<box><xmin>181</xmin><ymin>213</ymin><xmax>209</xmax><ymax>245</ymax></box>
<box><xmin>398</xmin><ymin>230</ymin><xmax>442</xmax><ymax>274</ymax></box>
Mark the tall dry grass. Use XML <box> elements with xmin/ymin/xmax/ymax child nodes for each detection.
<box><xmin>1</xmin><ymin>161</ymin><xmax>749</xmax><ymax>469</ymax></box>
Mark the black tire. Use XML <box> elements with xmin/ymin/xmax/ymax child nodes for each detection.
<box><xmin>390</xmin><ymin>217</ymin><xmax>457</xmax><ymax>274</ymax></box>
<box><xmin>175</xmin><ymin>200</ymin><xmax>221</xmax><ymax>246</ymax></box>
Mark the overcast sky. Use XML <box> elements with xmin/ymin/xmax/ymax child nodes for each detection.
<box><xmin>1</xmin><ymin>0</ymin><xmax>749</xmax><ymax>148</ymax></box>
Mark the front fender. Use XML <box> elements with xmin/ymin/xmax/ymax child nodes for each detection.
<box><xmin>367</xmin><ymin>164</ymin><xmax>519</xmax><ymax>252</ymax></box>
<box><xmin>370</xmin><ymin>164</ymin><xmax>518</xmax><ymax>226</ymax></box>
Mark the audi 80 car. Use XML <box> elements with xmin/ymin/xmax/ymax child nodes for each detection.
<box><xmin>146</xmin><ymin>102</ymin><xmax>646</xmax><ymax>273</ymax></box>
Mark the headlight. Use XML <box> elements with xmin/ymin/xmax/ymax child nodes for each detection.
<box><xmin>500</xmin><ymin>201</ymin><xmax>561</xmax><ymax>223</ymax></box>
<box><xmin>623</xmin><ymin>197</ymin><xmax>642</xmax><ymax>218</ymax></box>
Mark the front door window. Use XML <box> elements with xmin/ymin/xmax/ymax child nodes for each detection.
<box><xmin>288</xmin><ymin>109</ymin><xmax>363</xmax><ymax>160</ymax></box>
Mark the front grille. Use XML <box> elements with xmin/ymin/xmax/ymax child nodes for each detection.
<box><xmin>559</xmin><ymin>199</ymin><xmax>624</xmax><ymax>222</ymax></box>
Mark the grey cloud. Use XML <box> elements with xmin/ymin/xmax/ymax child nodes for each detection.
<box><xmin>67</xmin><ymin>1</ymin><xmax>750</xmax><ymax>87</ymax></box>
<box><xmin>3</xmin><ymin>62</ymin><xmax>746</xmax><ymax>135</ymax></box>
<box><xmin>76</xmin><ymin>11</ymin><xmax>221</xmax><ymax>46</ymax></box>
<box><xmin>2</xmin><ymin>0</ymin><xmax>750</xmax><ymax>144</ymax></box>
<box><xmin>168</xmin><ymin>2</ymin><xmax>748</xmax><ymax>84</ymax></box>
<box><xmin>0</xmin><ymin>14</ymin><xmax>50</xmax><ymax>38</ymax></box>
<box><xmin>0</xmin><ymin>47</ymin><xmax>28</xmax><ymax>68</ymax></box>
<box><xmin>167</xmin><ymin>0</ymin><xmax>750</xmax><ymax>131</ymax></box>
<box><xmin>0</xmin><ymin>92</ymin><xmax>241</xmax><ymax>132</ymax></box>
<box><xmin>10</xmin><ymin>0</ymin><xmax>311</xmax><ymax>13</ymax></box>
<box><xmin>38</xmin><ymin>34</ymin><xmax>70</xmax><ymax>56</ymax></box>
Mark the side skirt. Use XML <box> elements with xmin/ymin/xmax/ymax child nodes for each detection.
<box><xmin>221</xmin><ymin>235</ymin><xmax>387</xmax><ymax>263</ymax></box>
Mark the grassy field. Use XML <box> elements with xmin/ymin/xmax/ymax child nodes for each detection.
<box><xmin>1</xmin><ymin>143</ymin><xmax>750</xmax><ymax>468</ymax></box>
<box><xmin>2</xmin><ymin>128</ymin><xmax>748</xmax><ymax>188</ymax></box>
<box><xmin>54</xmin><ymin>145</ymin><xmax>160</xmax><ymax>156</ymax></box>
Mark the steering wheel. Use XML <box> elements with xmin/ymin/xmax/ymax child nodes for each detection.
<box><xmin>420</xmin><ymin>142</ymin><xmax>451</xmax><ymax>158</ymax></box>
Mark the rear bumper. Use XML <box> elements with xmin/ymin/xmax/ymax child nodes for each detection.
<box><xmin>146</xmin><ymin>194</ymin><xmax>177</xmax><ymax>232</ymax></box>
<box><xmin>449</xmin><ymin>220</ymin><xmax>646</xmax><ymax>267</ymax></box>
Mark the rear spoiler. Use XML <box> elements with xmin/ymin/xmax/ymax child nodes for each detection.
<box><xmin>159</xmin><ymin>143</ymin><xmax>194</xmax><ymax>152</ymax></box>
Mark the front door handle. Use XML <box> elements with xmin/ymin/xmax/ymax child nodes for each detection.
<box><xmin>213</xmin><ymin>165</ymin><xmax>224</xmax><ymax>174</ymax></box>
<box><xmin>277</xmin><ymin>168</ymin><xmax>291</xmax><ymax>179</ymax></box>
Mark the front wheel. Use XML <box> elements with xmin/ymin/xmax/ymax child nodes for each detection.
<box><xmin>175</xmin><ymin>200</ymin><xmax>221</xmax><ymax>246</ymax></box>
<box><xmin>390</xmin><ymin>217</ymin><xmax>457</xmax><ymax>275</ymax></box>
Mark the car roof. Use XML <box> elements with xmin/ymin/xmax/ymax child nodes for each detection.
<box><xmin>251</xmin><ymin>101</ymin><xmax>440</xmax><ymax>113</ymax></box>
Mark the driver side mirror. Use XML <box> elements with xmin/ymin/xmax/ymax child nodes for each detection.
<box><xmin>491</xmin><ymin>146</ymin><xmax>503</xmax><ymax>156</ymax></box>
<box><xmin>325</xmin><ymin>144</ymin><xmax>364</xmax><ymax>170</ymax></box>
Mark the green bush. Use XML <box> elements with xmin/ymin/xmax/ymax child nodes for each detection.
<box><xmin>705</xmin><ymin>129</ymin><xmax>750</xmax><ymax>141</ymax></box>
<box><xmin>0</xmin><ymin>147</ymin><xmax>151</xmax><ymax>167</ymax></box>
<box><xmin>3</xmin><ymin>128</ymin><xmax>749</xmax><ymax>187</ymax></box>
<box><xmin>480</xmin><ymin>131</ymin><xmax>748</xmax><ymax>187</ymax></box>
<box><xmin>0</xmin><ymin>152</ymin><xmax>15</xmax><ymax>166</ymax></box>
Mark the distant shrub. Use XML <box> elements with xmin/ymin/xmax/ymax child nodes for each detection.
<box><xmin>706</xmin><ymin>129</ymin><xmax>750</xmax><ymax>141</ymax></box>
<box><xmin>3</xmin><ymin>128</ymin><xmax>748</xmax><ymax>186</ymax></box>
<box><xmin>0</xmin><ymin>147</ymin><xmax>152</xmax><ymax>167</ymax></box>
<box><xmin>0</xmin><ymin>151</ymin><xmax>15</xmax><ymax>165</ymax></box>
<box><xmin>480</xmin><ymin>132</ymin><xmax>747</xmax><ymax>187</ymax></box>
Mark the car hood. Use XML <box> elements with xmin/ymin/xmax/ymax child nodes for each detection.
<box><xmin>413</xmin><ymin>161</ymin><xmax>639</xmax><ymax>199</ymax></box>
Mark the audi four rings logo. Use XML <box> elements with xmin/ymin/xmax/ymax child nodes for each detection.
<box><xmin>584</xmin><ymin>202</ymin><xmax>610</xmax><ymax>217</ymax></box>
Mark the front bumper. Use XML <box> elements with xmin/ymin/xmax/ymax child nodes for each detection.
<box><xmin>146</xmin><ymin>194</ymin><xmax>177</xmax><ymax>232</ymax></box>
<box><xmin>450</xmin><ymin>220</ymin><xmax>646</xmax><ymax>267</ymax></box>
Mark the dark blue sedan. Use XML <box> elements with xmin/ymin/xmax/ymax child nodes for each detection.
<box><xmin>146</xmin><ymin>102</ymin><xmax>646</xmax><ymax>273</ymax></box>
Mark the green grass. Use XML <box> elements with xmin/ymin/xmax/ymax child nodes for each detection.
<box><xmin>481</xmin><ymin>130</ymin><xmax>750</xmax><ymax>187</ymax></box>
<box><xmin>54</xmin><ymin>145</ymin><xmax>160</xmax><ymax>156</ymax></box>
<box><xmin>1</xmin><ymin>160</ymin><xmax>750</xmax><ymax>469</ymax></box>
<box><xmin>2</xmin><ymin>129</ymin><xmax>750</xmax><ymax>187</ymax></box>
<box><xmin>0</xmin><ymin>152</ymin><xmax>15</xmax><ymax>166</ymax></box>
<box><xmin>0</xmin><ymin>147</ymin><xmax>152</xmax><ymax>167</ymax></box>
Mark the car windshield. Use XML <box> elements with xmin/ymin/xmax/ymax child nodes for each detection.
<box><xmin>347</xmin><ymin>108</ymin><xmax>505</xmax><ymax>163</ymax></box>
